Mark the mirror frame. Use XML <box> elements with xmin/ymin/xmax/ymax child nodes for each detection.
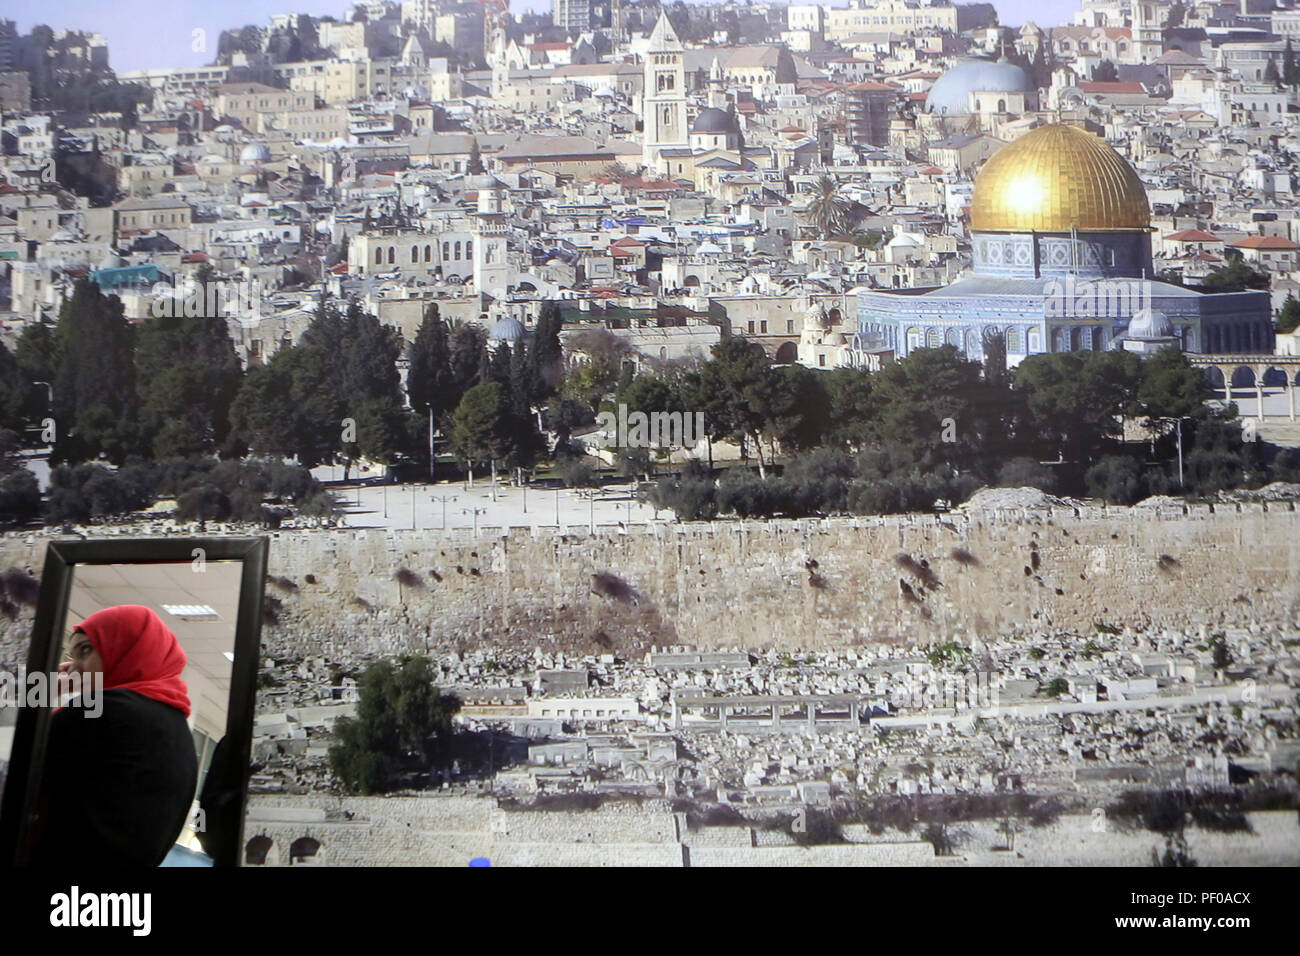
<box><xmin>0</xmin><ymin>536</ymin><xmax>269</xmax><ymax>868</ymax></box>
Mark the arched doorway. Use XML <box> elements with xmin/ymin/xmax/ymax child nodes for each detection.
<box><xmin>245</xmin><ymin>834</ymin><xmax>274</xmax><ymax>866</ymax></box>
<box><xmin>289</xmin><ymin>836</ymin><xmax>322</xmax><ymax>865</ymax></box>
<box><xmin>775</xmin><ymin>341</ymin><xmax>798</xmax><ymax>364</ymax></box>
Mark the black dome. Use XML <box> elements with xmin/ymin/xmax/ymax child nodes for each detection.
<box><xmin>691</xmin><ymin>107</ymin><xmax>738</xmax><ymax>135</ymax></box>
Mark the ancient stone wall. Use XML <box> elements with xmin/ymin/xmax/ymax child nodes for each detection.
<box><xmin>241</xmin><ymin>795</ymin><xmax>1300</xmax><ymax>867</ymax></box>
<box><xmin>1</xmin><ymin>503</ymin><xmax>1298</xmax><ymax>658</ymax></box>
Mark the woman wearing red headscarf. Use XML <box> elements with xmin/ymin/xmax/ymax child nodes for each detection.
<box><xmin>27</xmin><ymin>605</ymin><xmax>199</xmax><ymax>866</ymax></box>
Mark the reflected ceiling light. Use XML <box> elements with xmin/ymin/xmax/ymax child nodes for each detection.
<box><xmin>162</xmin><ymin>604</ymin><xmax>220</xmax><ymax>621</ymax></box>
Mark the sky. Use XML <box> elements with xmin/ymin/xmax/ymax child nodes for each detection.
<box><xmin>16</xmin><ymin>0</ymin><xmax>1081</xmax><ymax>74</ymax></box>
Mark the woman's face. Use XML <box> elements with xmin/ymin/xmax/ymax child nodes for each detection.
<box><xmin>60</xmin><ymin>629</ymin><xmax>103</xmax><ymax>678</ymax></box>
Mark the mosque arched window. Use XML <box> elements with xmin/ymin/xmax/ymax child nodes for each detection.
<box><xmin>375</xmin><ymin>248</ymin><xmax>383</xmax><ymax>265</ymax></box>
<box><xmin>387</xmin><ymin>247</ymin><xmax>395</xmax><ymax>264</ymax></box>
<box><xmin>411</xmin><ymin>246</ymin><xmax>419</xmax><ymax>263</ymax></box>
<box><xmin>926</xmin><ymin>328</ymin><xmax>940</xmax><ymax>348</ymax></box>
<box><xmin>443</xmin><ymin>241</ymin><xmax>450</xmax><ymax>260</ymax></box>
<box><xmin>1005</xmin><ymin>327</ymin><xmax>1021</xmax><ymax>352</ymax></box>
<box><xmin>425</xmin><ymin>245</ymin><xmax>432</xmax><ymax>262</ymax></box>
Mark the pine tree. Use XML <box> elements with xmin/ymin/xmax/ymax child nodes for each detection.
<box><xmin>1264</xmin><ymin>57</ymin><xmax>1281</xmax><ymax>88</ymax></box>
<box><xmin>15</xmin><ymin>318</ymin><xmax>60</xmax><ymax>428</ymax></box>
<box><xmin>488</xmin><ymin>341</ymin><xmax>512</xmax><ymax>387</ymax></box>
<box><xmin>135</xmin><ymin>310</ymin><xmax>243</xmax><ymax>459</ymax></box>
<box><xmin>467</xmin><ymin>139</ymin><xmax>485</xmax><ymax>174</ymax></box>
<box><xmin>406</xmin><ymin>303</ymin><xmax>453</xmax><ymax>421</ymax></box>
<box><xmin>525</xmin><ymin>301</ymin><xmax>565</xmax><ymax>404</ymax></box>
<box><xmin>51</xmin><ymin>279</ymin><xmax>139</xmax><ymax>464</ymax></box>
<box><xmin>1276</xmin><ymin>292</ymin><xmax>1300</xmax><ymax>334</ymax></box>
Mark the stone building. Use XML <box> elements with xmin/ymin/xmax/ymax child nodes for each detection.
<box><xmin>858</xmin><ymin>123</ymin><xmax>1274</xmax><ymax>364</ymax></box>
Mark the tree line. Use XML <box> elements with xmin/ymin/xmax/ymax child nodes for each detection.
<box><xmin>635</xmin><ymin>338</ymin><xmax>1299</xmax><ymax>520</ymax></box>
<box><xmin>0</xmin><ymin>278</ymin><xmax>571</xmax><ymax>524</ymax></box>
<box><xmin>3</xmin><ymin>278</ymin><xmax>1292</xmax><ymax>525</ymax></box>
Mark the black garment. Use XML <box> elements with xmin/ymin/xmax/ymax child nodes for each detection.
<box><xmin>28</xmin><ymin>689</ymin><xmax>198</xmax><ymax>867</ymax></box>
<box><xmin>196</xmin><ymin>735</ymin><xmax>243</xmax><ymax>862</ymax></box>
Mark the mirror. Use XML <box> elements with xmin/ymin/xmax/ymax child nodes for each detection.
<box><xmin>0</xmin><ymin>537</ymin><xmax>268</xmax><ymax>869</ymax></box>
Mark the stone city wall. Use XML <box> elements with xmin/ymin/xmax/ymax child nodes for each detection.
<box><xmin>988</xmin><ymin>811</ymin><xmax>1300</xmax><ymax>867</ymax></box>
<box><xmin>243</xmin><ymin>795</ymin><xmax>1299</xmax><ymax>866</ymax></box>
<box><xmin>1</xmin><ymin>503</ymin><xmax>1298</xmax><ymax>657</ymax></box>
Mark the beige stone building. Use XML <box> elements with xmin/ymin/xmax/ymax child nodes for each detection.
<box><xmin>348</xmin><ymin>228</ymin><xmax>477</xmax><ymax>282</ymax></box>
<box><xmin>114</xmin><ymin>196</ymin><xmax>193</xmax><ymax>237</ymax></box>
<box><xmin>117</xmin><ymin>159</ymin><xmax>175</xmax><ymax>198</ymax></box>
<box><xmin>215</xmin><ymin>83</ymin><xmax>317</xmax><ymax>129</ymax></box>
<box><xmin>826</xmin><ymin>1</ymin><xmax>959</xmax><ymax>40</ymax></box>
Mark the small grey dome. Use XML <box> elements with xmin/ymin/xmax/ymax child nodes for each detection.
<box><xmin>691</xmin><ymin>107</ymin><xmax>738</xmax><ymax>135</ymax></box>
<box><xmin>488</xmin><ymin>316</ymin><xmax>525</xmax><ymax>342</ymax></box>
<box><xmin>1127</xmin><ymin>308</ymin><xmax>1174</xmax><ymax>339</ymax></box>
<box><xmin>239</xmin><ymin>142</ymin><xmax>271</xmax><ymax>164</ymax></box>
<box><xmin>925</xmin><ymin>57</ymin><xmax>1034</xmax><ymax>115</ymax></box>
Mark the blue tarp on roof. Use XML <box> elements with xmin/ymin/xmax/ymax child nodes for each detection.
<box><xmin>90</xmin><ymin>264</ymin><xmax>162</xmax><ymax>291</ymax></box>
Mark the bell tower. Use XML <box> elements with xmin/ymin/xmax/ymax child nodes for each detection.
<box><xmin>641</xmin><ymin>14</ymin><xmax>688</xmax><ymax>172</ymax></box>
<box><xmin>1132</xmin><ymin>2</ymin><xmax>1163</xmax><ymax>64</ymax></box>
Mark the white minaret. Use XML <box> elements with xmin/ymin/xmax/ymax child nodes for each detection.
<box><xmin>641</xmin><ymin>13</ymin><xmax>688</xmax><ymax>172</ymax></box>
<box><xmin>472</xmin><ymin>175</ymin><xmax>510</xmax><ymax>297</ymax></box>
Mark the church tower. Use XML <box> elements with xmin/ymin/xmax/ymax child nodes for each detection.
<box><xmin>1132</xmin><ymin>2</ymin><xmax>1163</xmax><ymax>64</ymax></box>
<box><xmin>707</xmin><ymin>56</ymin><xmax>727</xmax><ymax>109</ymax></box>
<box><xmin>641</xmin><ymin>14</ymin><xmax>688</xmax><ymax>172</ymax></box>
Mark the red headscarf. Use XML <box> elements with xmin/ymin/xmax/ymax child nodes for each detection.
<box><xmin>75</xmin><ymin>605</ymin><xmax>191</xmax><ymax>717</ymax></box>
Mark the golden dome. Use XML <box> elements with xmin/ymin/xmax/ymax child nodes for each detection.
<box><xmin>970</xmin><ymin>123</ymin><xmax>1150</xmax><ymax>233</ymax></box>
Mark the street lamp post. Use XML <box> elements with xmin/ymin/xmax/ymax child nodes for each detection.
<box><xmin>433</xmin><ymin>494</ymin><xmax>457</xmax><ymax>530</ymax></box>
<box><xmin>1158</xmin><ymin>416</ymin><xmax>1188</xmax><ymax>489</ymax></box>
<box><xmin>463</xmin><ymin>507</ymin><xmax>486</xmax><ymax>537</ymax></box>
<box><xmin>1173</xmin><ymin>417</ymin><xmax>1185</xmax><ymax>489</ymax></box>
